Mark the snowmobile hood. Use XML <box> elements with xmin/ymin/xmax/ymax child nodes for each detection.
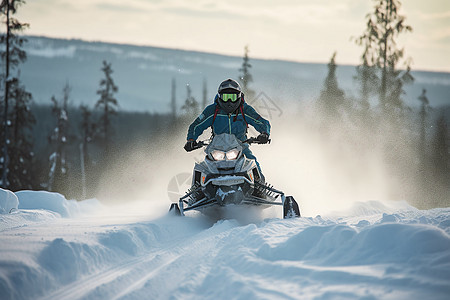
<box><xmin>205</xmin><ymin>133</ymin><xmax>243</xmax><ymax>154</ymax></box>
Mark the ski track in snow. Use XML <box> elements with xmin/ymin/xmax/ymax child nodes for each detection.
<box><xmin>1</xmin><ymin>194</ymin><xmax>450</xmax><ymax>300</ymax></box>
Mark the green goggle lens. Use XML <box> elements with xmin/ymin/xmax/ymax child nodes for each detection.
<box><xmin>221</xmin><ymin>93</ymin><xmax>239</xmax><ymax>102</ymax></box>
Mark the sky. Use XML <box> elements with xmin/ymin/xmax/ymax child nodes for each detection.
<box><xmin>13</xmin><ymin>0</ymin><xmax>450</xmax><ymax>73</ymax></box>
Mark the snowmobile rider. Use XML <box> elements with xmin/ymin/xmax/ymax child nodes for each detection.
<box><xmin>184</xmin><ymin>78</ymin><xmax>270</xmax><ymax>179</ymax></box>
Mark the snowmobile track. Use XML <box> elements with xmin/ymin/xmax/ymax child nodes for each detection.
<box><xmin>38</xmin><ymin>252</ymin><xmax>175</xmax><ymax>300</ymax></box>
<box><xmin>38</xmin><ymin>222</ymin><xmax>229</xmax><ymax>300</ymax></box>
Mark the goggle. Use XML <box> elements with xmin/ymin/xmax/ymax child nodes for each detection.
<box><xmin>220</xmin><ymin>93</ymin><xmax>240</xmax><ymax>102</ymax></box>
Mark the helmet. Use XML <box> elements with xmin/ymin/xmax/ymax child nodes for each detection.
<box><xmin>217</xmin><ymin>79</ymin><xmax>242</xmax><ymax>114</ymax></box>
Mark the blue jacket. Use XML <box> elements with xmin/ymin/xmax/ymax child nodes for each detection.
<box><xmin>187</xmin><ymin>96</ymin><xmax>271</xmax><ymax>142</ymax></box>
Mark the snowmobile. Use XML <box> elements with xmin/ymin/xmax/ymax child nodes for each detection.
<box><xmin>169</xmin><ymin>133</ymin><xmax>300</xmax><ymax>219</ymax></box>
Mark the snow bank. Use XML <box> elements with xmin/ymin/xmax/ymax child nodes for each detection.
<box><xmin>16</xmin><ymin>190</ymin><xmax>74</xmax><ymax>217</ymax></box>
<box><xmin>19</xmin><ymin>190</ymin><xmax>102</xmax><ymax>217</ymax></box>
<box><xmin>0</xmin><ymin>189</ymin><xmax>102</xmax><ymax>233</ymax></box>
<box><xmin>0</xmin><ymin>188</ymin><xmax>19</xmax><ymax>214</ymax></box>
<box><xmin>258</xmin><ymin>222</ymin><xmax>450</xmax><ymax>267</ymax></box>
<box><xmin>1</xmin><ymin>189</ymin><xmax>101</xmax><ymax>217</ymax></box>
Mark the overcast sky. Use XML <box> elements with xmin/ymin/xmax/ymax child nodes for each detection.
<box><xmin>14</xmin><ymin>0</ymin><xmax>450</xmax><ymax>72</ymax></box>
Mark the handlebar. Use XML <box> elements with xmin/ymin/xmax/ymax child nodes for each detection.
<box><xmin>243</xmin><ymin>137</ymin><xmax>271</xmax><ymax>145</ymax></box>
<box><xmin>191</xmin><ymin>140</ymin><xmax>207</xmax><ymax>150</ymax></box>
<box><xmin>189</xmin><ymin>136</ymin><xmax>270</xmax><ymax>151</ymax></box>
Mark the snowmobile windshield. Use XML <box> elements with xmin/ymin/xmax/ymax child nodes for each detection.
<box><xmin>220</xmin><ymin>93</ymin><xmax>240</xmax><ymax>102</ymax></box>
<box><xmin>205</xmin><ymin>133</ymin><xmax>243</xmax><ymax>160</ymax></box>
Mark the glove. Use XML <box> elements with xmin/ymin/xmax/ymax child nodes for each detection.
<box><xmin>184</xmin><ymin>140</ymin><xmax>198</xmax><ymax>152</ymax></box>
<box><xmin>257</xmin><ymin>132</ymin><xmax>270</xmax><ymax>144</ymax></box>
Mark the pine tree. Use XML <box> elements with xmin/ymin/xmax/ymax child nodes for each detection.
<box><xmin>48</xmin><ymin>83</ymin><xmax>70</xmax><ymax>192</ymax></box>
<box><xmin>8</xmin><ymin>77</ymin><xmax>35</xmax><ymax>189</ymax></box>
<box><xmin>95</xmin><ymin>60</ymin><xmax>119</xmax><ymax>152</ymax></box>
<box><xmin>0</xmin><ymin>0</ymin><xmax>29</xmax><ymax>188</ymax></box>
<box><xmin>181</xmin><ymin>84</ymin><xmax>198</xmax><ymax>118</ymax></box>
<box><xmin>317</xmin><ymin>52</ymin><xmax>346</xmax><ymax>122</ymax></box>
<box><xmin>239</xmin><ymin>45</ymin><xmax>254</xmax><ymax>100</ymax></box>
<box><xmin>353</xmin><ymin>56</ymin><xmax>378</xmax><ymax>125</ymax></box>
<box><xmin>356</xmin><ymin>0</ymin><xmax>413</xmax><ymax>117</ymax></box>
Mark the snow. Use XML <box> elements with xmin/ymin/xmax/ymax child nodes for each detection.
<box><xmin>27</xmin><ymin>45</ymin><xmax>77</xmax><ymax>58</ymax></box>
<box><xmin>0</xmin><ymin>190</ymin><xmax>449</xmax><ymax>299</ymax></box>
<box><xmin>16</xmin><ymin>190</ymin><xmax>101</xmax><ymax>218</ymax></box>
<box><xmin>0</xmin><ymin>188</ymin><xmax>18</xmax><ymax>214</ymax></box>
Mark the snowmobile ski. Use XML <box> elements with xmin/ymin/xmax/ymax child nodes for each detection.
<box><xmin>283</xmin><ymin>196</ymin><xmax>301</xmax><ymax>219</ymax></box>
<box><xmin>169</xmin><ymin>203</ymin><xmax>181</xmax><ymax>216</ymax></box>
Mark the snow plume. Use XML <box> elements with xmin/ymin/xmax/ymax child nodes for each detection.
<box><xmin>93</xmin><ymin>122</ymin><xmax>199</xmax><ymax>217</ymax></box>
<box><xmin>251</xmin><ymin>98</ymin><xmax>427</xmax><ymax>217</ymax></box>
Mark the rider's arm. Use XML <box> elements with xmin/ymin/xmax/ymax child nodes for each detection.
<box><xmin>187</xmin><ymin>104</ymin><xmax>216</xmax><ymax>141</ymax></box>
<box><xmin>243</xmin><ymin>103</ymin><xmax>271</xmax><ymax>135</ymax></box>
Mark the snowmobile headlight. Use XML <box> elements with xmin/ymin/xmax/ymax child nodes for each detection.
<box><xmin>226</xmin><ymin>149</ymin><xmax>240</xmax><ymax>160</ymax></box>
<box><xmin>211</xmin><ymin>150</ymin><xmax>226</xmax><ymax>161</ymax></box>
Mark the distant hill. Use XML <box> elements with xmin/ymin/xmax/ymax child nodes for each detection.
<box><xmin>19</xmin><ymin>36</ymin><xmax>450</xmax><ymax>113</ymax></box>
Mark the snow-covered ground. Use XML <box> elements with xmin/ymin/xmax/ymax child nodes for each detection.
<box><xmin>1</xmin><ymin>188</ymin><xmax>450</xmax><ymax>300</ymax></box>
